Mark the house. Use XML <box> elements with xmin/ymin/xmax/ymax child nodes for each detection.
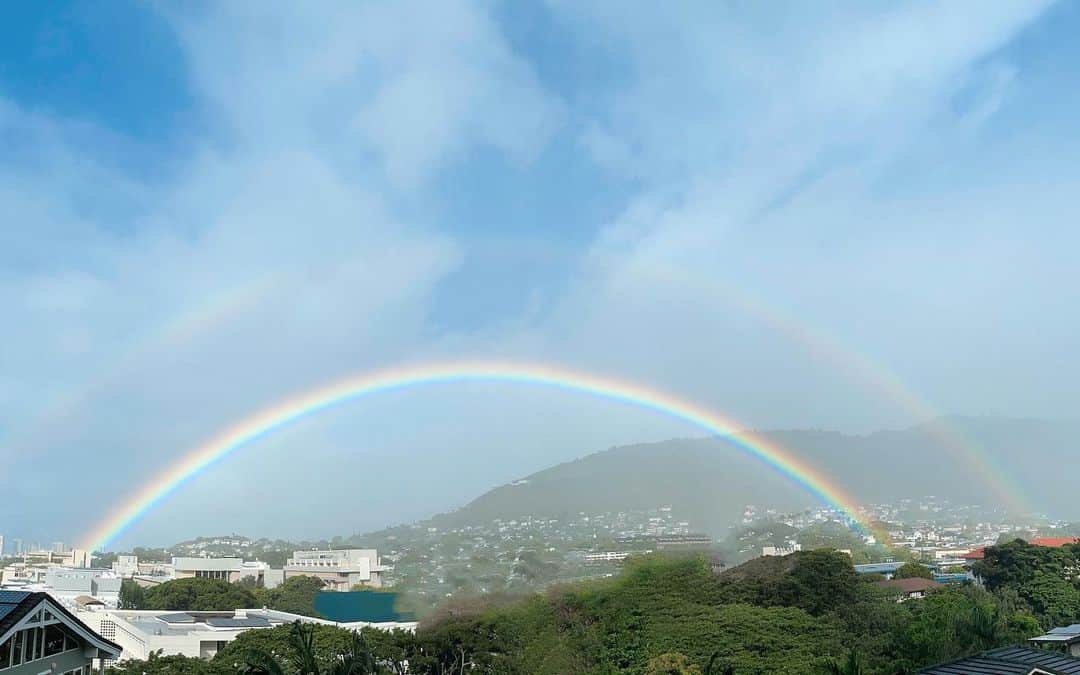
<box><xmin>1030</xmin><ymin>623</ymin><xmax>1080</xmax><ymax>657</ymax></box>
<box><xmin>874</xmin><ymin>577</ymin><xmax>942</xmax><ymax>601</ymax></box>
<box><xmin>0</xmin><ymin>590</ymin><xmax>121</xmax><ymax>674</ymax></box>
<box><xmin>919</xmin><ymin>645</ymin><xmax>1080</xmax><ymax>673</ymax></box>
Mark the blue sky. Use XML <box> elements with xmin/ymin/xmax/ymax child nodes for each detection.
<box><xmin>2</xmin><ymin>0</ymin><xmax>1079</xmax><ymax>546</ymax></box>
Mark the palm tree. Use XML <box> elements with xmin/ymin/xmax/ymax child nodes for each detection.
<box><xmin>958</xmin><ymin>604</ymin><xmax>1006</xmax><ymax>651</ymax></box>
<box><xmin>704</xmin><ymin>650</ymin><xmax>736</xmax><ymax>675</ymax></box>
<box><xmin>240</xmin><ymin>621</ymin><xmax>376</xmax><ymax>675</ymax></box>
<box><xmin>817</xmin><ymin>648</ymin><xmax>865</xmax><ymax>675</ymax></box>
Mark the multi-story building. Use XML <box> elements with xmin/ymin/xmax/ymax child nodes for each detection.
<box><xmin>283</xmin><ymin>550</ymin><xmax>386</xmax><ymax>591</ymax></box>
<box><xmin>111</xmin><ymin>555</ymin><xmax>139</xmax><ymax>578</ymax></box>
<box><xmin>19</xmin><ymin>549</ymin><xmax>90</xmax><ymax>568</ymax></box>
<box><xmin>42</xmin><ymin>568</ymin><xmax>123</xmax><ymax>609</ymax></box>
<box><xmin>655</xmin><ymin>535</ymin><xmax>714</xmax><ymax>552</ymax></box>
<box><xmin>171</xmin><ymin>558</ymin><xmax>279</xmax><ymax>588</ymax></box>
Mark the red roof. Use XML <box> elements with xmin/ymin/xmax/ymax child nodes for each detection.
<box><xmin>874</xmin><ymin>577</ymin><xmax>942</xmax><ymax>594</ymax></box>
<box><xmin>962</xmin><ymin>548</ymin><xmax>985</xmax><ymax>560</ymax></box>
<box><xmin>1031</xmin><ymin>537</ymin><xmax>1080</xmax><ymax>548</ymax></box>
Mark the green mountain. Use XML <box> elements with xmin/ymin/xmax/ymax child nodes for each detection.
<box><xmin>427</xmin><ymin>417</ymin><xmax>1078</xmax><ymax>533</ymax></box>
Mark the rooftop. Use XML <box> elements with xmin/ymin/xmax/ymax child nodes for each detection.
<box><xmin>1031</xmin><ymin>623</ymin><xmax>1080</xmax><ymax>645</ymax></box>
<box><xmin>1031</xmin><ymin>537</ymin><xmax>1080</xmax><ymax>548</ymax></box>
<box><xmin>0</xmin><ymin>590</ymin><xmax>122</xmax><ymax>658</ymax></box>
<box><xmin>920</xmin><ymin>646</ymin><xmax>1080</xmax><ymax>674</ymax></box>
<box><xmin>874</xmin><ymin>578</ymin><xmax>942</xmax><ymax>594</ymax></box>
<box><xmin>117</xmin><ymin>611</ymin><xmax>277</xmax><ymax>637</ymax></box>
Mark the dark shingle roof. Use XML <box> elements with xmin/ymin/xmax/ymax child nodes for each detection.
<box><xmin>0</xmin><ymin>591</ymin><xmax>121</xmax><ymax>658</ymax></box>
<box><xmin>920</xmin><ymin>646</ymin><xmax>1080</xmax><ymax>674</ymax></box>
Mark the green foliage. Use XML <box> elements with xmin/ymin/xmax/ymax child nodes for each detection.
<box><xmin>715</xmin><ymin>549</ymin><xmax>858</xmax><ymax>615</ymax></box>
<box><xmin>103</xmin><ymin>547</ymin><xmax>1058</xmax><ymax>675</ymax></box>
<box><xmin>975</xmin><ymin>539</ymin><xmax>1080</xmax><ymax>628</ymax></box>
<box><xmin>645</xmin><ymin>652</ymin><xmax>703</xmax><ymax>674</ymax></box>
<box><xmin>894</xmin><ymin>562</ymin><xmax>934</xmax><ymax>580</ymax></box>
<box><xmin>216</xmin><ymin>622</ymin><xmax>364</xmax><ymax>673</ymax></box>
<box><xmin>816</xmin><ymin>649</ymin><xmax>865</xmax><ymax>675</ymax></box>
<box><xmin>253</xmin><ymin>575</ymin><xmax>327</xmax><ymax>616</ymax></box>
<box><xmin>118</xmin><ymin>578</ymin><xmax>146</xmax><ymax>609</ymax></box>
<box><xmin>141</xmin><ymin>577</ymin><xmax>257</xmax><ymax>611</ymax></box>
<box><xmin>107</xmin><ymin>652</ymin><xmax>231</xmax><ymax>674</ymax></box>
<box><xmin>796</xmin><ymin>521</ymin><xmax>865</xmax><ymax>553</ymax></box>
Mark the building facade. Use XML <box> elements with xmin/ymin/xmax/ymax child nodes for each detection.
<box><xmin>171</xmin><ymin>558</ymin><xmax>278</xmax><ymax>587</ymax></box>
<box><xmin>283</xmin><ymin>550</ymin><xmax>385</xmax><ymax>591</ymax></box>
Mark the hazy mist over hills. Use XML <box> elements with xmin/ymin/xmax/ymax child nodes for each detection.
<box><xmin>427</xmin><ymin>416</ymin><xmax>1079</xmax><ymax>535</ymax></box>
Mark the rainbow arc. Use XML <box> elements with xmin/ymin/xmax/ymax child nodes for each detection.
<box><xmin>81</xmin><ymin>360</ymin><xmax>870</xmax><ymax>552</ymax></box>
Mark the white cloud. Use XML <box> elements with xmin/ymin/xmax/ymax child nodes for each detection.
<box><xmin>0</xmin><ymin>0</ymin><xmax>564</xmax><ymax>542</ymax></box>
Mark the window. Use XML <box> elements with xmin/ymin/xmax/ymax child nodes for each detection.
<box><xmin>0</xmin><ymin>636</ymin><xmax>10</xmax><ymax>669</ymax></box>
<box><xmin>45</xmin><ymin>623</ymin><xmax>66</xmax><ymax>656</ymax></box>
<box><xmin>11</xmin><ymin>630</ymin><xmax>23</xmax><ymax>666</ymax></box>
<box><xmin>26</xmin><ymin>627</ymin><xmax>39</xmax><ymax>662</ymax></box>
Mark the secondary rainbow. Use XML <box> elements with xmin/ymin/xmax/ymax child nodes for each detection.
<box><xmin>82</xmin><ymin>360</ymin><xmax>868</xmax><ymax>551</ymax></box>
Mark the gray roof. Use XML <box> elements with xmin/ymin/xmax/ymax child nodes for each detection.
<box><xmin>158</xmin><ymin>612</ymin><xmax>197</xmax><ymax>623</ymax></box>
<box><xmin>921</xmin><ymin>646</ymin><xmax>1080</xmax><ymax>674</ymax></box>
<box><xmin>205</xmin><ymin>616</ymin><xmax>271</xmax><ymax>628</ymax></box>
<box><xmin>1030</xmin><ymin>625</ymin><xmax>1080</xmax><ymax>645</ymax></box>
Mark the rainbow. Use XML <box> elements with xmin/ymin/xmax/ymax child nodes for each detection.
<box><xmin>81</xmin><ymin>360</ymin><xmax>868</xmax><ymax>551</ymax></box>
<box><xmin>628</xmin><ymin>261</ymin><xmax>1034</xmax><ymax>515</ymax></box>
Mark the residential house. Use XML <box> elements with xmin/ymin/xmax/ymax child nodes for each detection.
<box><xmin>874</xmin><ymin>577</ymin><xmax>942</xmax><ymax>602</ymax></box>
<box><xmin>0</xmin><ymin>590</ymin><xmax>121</xmax><ymax>675</ymax></box>
<box><xmin>919</xmin><ymin>645</ymin><xmax>1080</xmax><ymax>673</ymax></box>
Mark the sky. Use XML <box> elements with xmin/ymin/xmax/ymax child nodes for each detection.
<box><xmin>2</xmin><ymin>0</ymin><xmax>1079</xmax><ymax>547</ymax></box>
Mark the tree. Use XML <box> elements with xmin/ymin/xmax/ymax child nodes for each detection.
<box><xmin>816</xmin><ymin>649</ymin><xmax>865</xmax><ymax>675</ymax></box>
<box><xmin>254</xmin><ymin>575</ymin><xmax>327</xmax><ymax>616</ymax></box>
<box><xmin>107</xmin><ymin>651</ymin><xmax>229</xmax><ymax>674</ymax></box>
<box><xmin>894</xmin><ymin>562</ymin><xmax>934</xmax><ymax>580</ymax></box>
<box><xmin>143</xmin><ymin>577</ymin><xmax>257</xmax><ymax>611</ymax></box>
<box><xmin>119</xmin><ymin>579</ymin><xmax>146</xmax><ymax>609</ymax></box>
<box><xmin>235</xmin><ymin>621</ymin><xmax>376</xmax><ymax>675</ymax></box>
<box><xmin>646</xmin><ymin>652</ymin><xmax>703</xmax><ymax>675</ymax></box>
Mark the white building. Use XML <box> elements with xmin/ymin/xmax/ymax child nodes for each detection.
<box><xmin>171</xmin><ymin>557</ymin><xmax>280</xmax><ymax>588</ymax></box>
<box><xmin>583</xmin><ymin>550</ymin><xmax>651</xmax><ymax>564</ymax></box>
<box><xmin>0</xmin><ymin>567</ymin><xmax>122</xmax><ymax>610</ymax></box>
<box><xmin>111</xmin><ymin>555</ymin><xmax>139</xmax><ymax>578</ymax></box>
<box><xmin>283</xmin><ymin>550</ymin><xmax>386</xmax><ymax>591</ymax></box>
<box><xmin>762</xmin><ymin>543</ymin><xmax>803</xmax><ymax>557</ymax></box>
<box><xmin>79</xmin><ymin>608</ymin><xmax>416</xmax><ymax>662</ymax></box>
<box><xmin>43</xmin><ymin>568</ymin><xmax>122</xmax><ymax>609</ymax></box>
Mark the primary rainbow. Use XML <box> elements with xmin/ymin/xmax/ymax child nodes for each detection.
<box><xmin>82</xmin><ymin>360</ymin><xmax>868</xmax><ymax>551</ymax></box>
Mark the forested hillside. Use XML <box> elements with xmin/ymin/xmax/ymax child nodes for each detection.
<box><xmin>428</xmin><ymin>417</ymin><xmax>1079</xmax><ymax>533</ymax></box>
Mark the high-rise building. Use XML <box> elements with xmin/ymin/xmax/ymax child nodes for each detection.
<box><xmin>0</xmin><ymin>534</ymin><xmax>5</xmax><ymax>557</ymax></box>
<box><xmin>52</xmin><ymin>540</ymin><xmax>66</xmax><ymax>553</ymax></box>
<box><xmin>11</xmin><ymin>538</ymin><xmax>24</xmax><ymax>555</ymax></box>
